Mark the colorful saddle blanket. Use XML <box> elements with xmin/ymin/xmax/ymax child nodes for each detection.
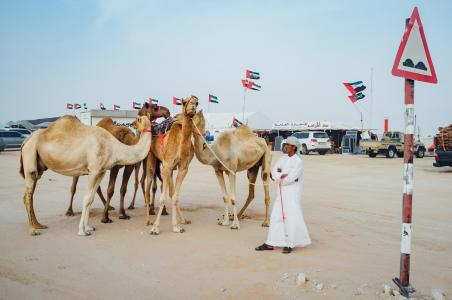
<box><xmin>151</xmin><ymin>117</ymin><xmax>174</xmax><ymax>135</ymax></box>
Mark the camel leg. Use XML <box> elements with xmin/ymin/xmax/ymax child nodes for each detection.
<box><xmin>144</xmin><ymin>157</ymin><xmax>156</xmax><ymax>225</ymax></box>
<box><xmin>97</xmin><ymin>186</ymin><xmax>115</xmax><ymax>211</ymax></box>
<box><xmin>150</xmin><ymin>166</ymin><xmax>171</xmax><ymax>235</ymax></box>
<box><xmin>214</xmin><ymin>169</ymin><xmax>230</xmax><ymax>226</ymax></box>
<box><xmin>118</xmin><ymin>165</ymin><xmax>134</xmax><ymax>219</ymax></box>
<box><xmin>171</xmin><ymin>168</ymin><xmax>191</xmax><ymax>231</ymax></box>
<box><xmin>79</xmin><ymin>172</ymin><xmax>105</xmax><ymax>236</ymax></box>
<box><xmin>228</xmin><ymin>173</ymin><xmax>240</xmax><ymax>230</ymax></box>
<box><xmin>161</xmin><ymin>175</ymin><xmax>170</xmax><ymax>216</ymax></box>
<box><xmin>151</xmin><ymin>173</ymin><xmax>158</xmax><ymax>215</ymax></box>
<box><xmin>23</xmin><ymin>174</ymin><xmax>47</xmax><ymax>235</ymax></box>
<box><xmin>128</xmin><ymin>162</ymin><xmax>141</xmax><ymax>210</ymax></box>
<box><xmin>238</xmin><ymin>165</ymin><xmax>259</xmax><ymax>220</ymax></box>
<box><xmin>261</xmin><ymin>175</ymin><xmax>270</xmax><ymax>227</ymax></box>
<box><xmin>101</xmin><ymin>166</ymin><xmax>120</xmax><ymax>223</ymax></box>
<box><xmin>65</xmin><ymin>176</ymin><xmax>79</xmax><ymax>216</ymax></box>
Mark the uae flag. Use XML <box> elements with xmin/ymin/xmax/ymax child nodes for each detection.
<box><xmin>74</xmin><ymin>103</ymin><xmax>82</xmax><ymax>109</ymax></box>
<box><xmin>149</xmin><ymin>98</ymin><xmax>159</xmax><ymax>104</ymax></box>
<box><xmin>133</xmin><ymin>101</ymin><xmax>141</xmax><ymax>109</ymax></box>
<box><xmin>250</xmin><ymin>82</ymin><xmax>261</xmax><ymax>91</ymax></box>
<box><xmin>100</xmin><ymin>102</ymin><xmax>106</xmax><ymax>110</ymax></box>
<box><xmin>232</xmin><ymin>116</ymin><xmax>244</xmax><ymax>128</ymax></box>
<box><xmin>348</xmin><ymin>93</ymin><xmax>365</xmax><ymax>104</ymax></box>
<box><xmin>241</xmin><ymin>79</ymin><xmax>253</xmax><ymax>89</ymax></box>
<box><xmin>246</xmin><ymin>69</ymin><xmax>260</xmax><ymax>80</ymax></box>
<box><xmin>114</xmin><ymin>104</ymin><xmax>121</xmax><ymax>111</ymax></box>
<box><xmin>208</xmin><ymin>94</ymin><xmax>219</xmax><ymax>103</ymax></box>
<box><xmin>66</xmin><ymin>103</ymin><xmax>73</xmax><ymax>109</ymax></box>
<box><xmin>173</xmin><ymin>97</ymin><xmax>182</xmax><ymax>105</ymax></box>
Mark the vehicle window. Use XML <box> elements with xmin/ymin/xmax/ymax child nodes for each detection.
<box><xmin>313</xmin><ymin>132</ymin><xmax>328</xmax><ymax>138</ymax></box>
<box><xmin>9</xmin><ymin>132</ymin><xmax>21</xmax><ymax>137</ymax></box>
<box><xmin>0</xmin><ymin>132</ymin><xmax>6</xmax><ymax>137</ymax></box>
<box><xmin>300</xmin><ymin>133</ymin><xmax>309</xmax><ymax>139</ymax></box>
<box><xmin>292</xmin><ymin>133</ymin><xmax>301</xmax><ymax>138</ymax></box>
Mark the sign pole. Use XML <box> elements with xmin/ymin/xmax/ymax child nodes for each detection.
<box><xmin>393</xmin><ymin>17</ymin><xmax>416</xmax><ymax>298</ymax></box>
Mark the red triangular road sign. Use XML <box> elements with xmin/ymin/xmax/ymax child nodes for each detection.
<box><xmin>392</xmin><ymin>7</ymin><xmax>437</xmax><ymax>84</ymax></box>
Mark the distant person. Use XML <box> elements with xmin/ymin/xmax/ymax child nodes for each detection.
<box><xmin>255</xmin><ymin>136</ymin><xmax>311</xmax><ymax>254</ymax></box>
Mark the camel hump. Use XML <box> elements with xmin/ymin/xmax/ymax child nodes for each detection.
<box><xmin>234</xmin><ymin>125</ymin><xmax>254</xmax><ymax>137</ymax></box>
<box><xmin>96</xmin><ymin>117</ymin><xmax>114</xmax><ymax>128</ymax></box>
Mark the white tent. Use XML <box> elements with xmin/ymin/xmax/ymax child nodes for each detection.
<box><xmin>205</xmin><ymin>112</ymin><xmax>273</xmax><ymax>134</ymax></box>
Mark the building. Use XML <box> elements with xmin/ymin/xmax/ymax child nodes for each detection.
<box><xmin>205</xmin><ymin>111</ymin><xmax>273</xmax><ymax>137</ymax></box>
<box><xmin>80</xmin><ymin>109</ymin><xmax>139</xmax><ymax>129</ymax></box>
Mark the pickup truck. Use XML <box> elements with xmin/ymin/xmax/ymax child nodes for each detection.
<box><xmin>360</xmin><ymin>131</ymin><xmax>426</xmax><ymax>158</ymax></box>
<box><xmin>433</xmin><ymin>136</ymin><xmax>452</xmax><ymax>167</ymax></box>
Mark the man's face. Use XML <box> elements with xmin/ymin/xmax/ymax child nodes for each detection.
<box><xmin>285</xmin><ymin>144</ymin><xmax>296</xmax><ymax>155</ymax></box>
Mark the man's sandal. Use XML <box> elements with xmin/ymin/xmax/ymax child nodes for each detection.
<box><xmin>255</xmin><ymin>243</ymin><xmax>274</xmax><ymax>251</ymax></box>
<box><xmin>282</xmin><ymin>247</ymin><xmax>292</xmax><ymax>254</ymax></box>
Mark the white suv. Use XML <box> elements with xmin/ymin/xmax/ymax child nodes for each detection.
<box><xmin>282</xmin><ymin>131</ymin><xmax>331</xmax><ymax>155</ymax></box>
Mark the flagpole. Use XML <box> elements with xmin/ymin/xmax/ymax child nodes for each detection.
<box><xmin>242</xmin><ymin>87</ymin><xmax>247</xmax><ymax>122</ymax></box>
<box><xmin>370</xmin><ymin>67</ymin><xmax>374</xmax><ymax>129</ymax></box>
<box><xmin>207</xmin><ymin>99</ymin><xmax>211</xmax><ymax>132</ymax></box>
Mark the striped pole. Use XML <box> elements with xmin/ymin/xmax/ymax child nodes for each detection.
<box><xmin>393</xmin><ymin>77</ymin><xmax>416</xmax><ymax>298</ymax></box>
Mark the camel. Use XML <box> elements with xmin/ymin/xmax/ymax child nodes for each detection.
<box><xmin>19</xmin><ymin>115</ymin><xmax>152</xmax><ymax>236</ymax></box>
<box><xmin>192</xmin><ymin>110</ymin><xmax>272</xmax><ymax>229</ymax></box>
<box><xmin>144</xmin><ymin>96</ymin><xmax>198</xmax><ymax>234</ymax></box>
<box><xmin>65</xmin><ymin>103</ymin><xmax>170</xmax><ymax>219</ymax></box>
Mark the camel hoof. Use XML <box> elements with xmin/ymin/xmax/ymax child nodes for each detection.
<box><xmin>149</xmin><ymin>226</ymin><xmax>160</xmax><ymax>235</ymax></box>
<box><xmin>29</xmin><ymin>229</ymin><xmax>41</xmax><ymax>236</ymax></box>
<box><xmin>150</xmin><ymin>210</ymin><xmax>156</xmax><ymax>216</ymax></box>
<box><xmin>218</xmin><ymin>219</ymin><xmax>229</xmax><ymax>226</ymax></box>
<box><xmin>173</xmin><ymin>227</ymin><xmax>185</xmax><ymax>233</ymax></box>
<box><xmin>65</xmin><ymin>210</ymin><xmax>75</xmax><ymax>216</ymax></box>
<box><xmin>230</xmin><ymin>224</ymin><xmax>240</xmax><ymax>230</ymax></box>
<box><xmin>261</xmin><ymin>222</ymin><xmax>269</xmax><ymax>227</ymax></box>
<box><xmin>101</xmin><ymin>218</ymin><xmax>113</xmax><ymax>224</ymax></box>
<box><xmin>181</xmin><ymin>219</ymin><xmax>191</xmax><ymax>225</ymax></box>
<box><xmin>145</xmin><ymin>220</ymin><xmax>152</xmax><ymax>226</ymax></box>
<box><xmin>119</xmin><ymin>215</ymin><xmax>130</xmax><ymax>220</ymax></box>
<box><xmin>78</xmin><ymin>230</ymin><xmax>91</xmax><ymax>236</ymax></box>
<box><xmin>162</xmin><ymin>209</ymin><xmax>169</xmax><ymax>216</ymax></box>
<box><xmin>127</xmin><ymin>205</ymin><xmax>135</xmax><ymax>210</ymax></box>
<box><xmin>108</xmin><ymin>206</ymin><xmax>115</xmax><ymax>211</ymax></box>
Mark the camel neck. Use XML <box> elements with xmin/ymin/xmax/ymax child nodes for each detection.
<box><xmin>115</xmin><ymin>131</ymin><xmax>151</xmax><ymax>166</ymax></box>
<box><xmin>193</xmin><ymin>131</ymin><xmax>216</xmax><ymax>165</ymax></box>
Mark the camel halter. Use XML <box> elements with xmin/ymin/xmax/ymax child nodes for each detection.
<box><xmin>191</xmin><ymin>119</ymin><xmax>270</xmax><ymax>186</ymax></box>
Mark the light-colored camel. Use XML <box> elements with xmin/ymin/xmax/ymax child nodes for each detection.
<box><xmin>192</xmin><ymin>110</ymin><xmax>272</xmax><ymax>229</ymax></box>
<box><xmin>19</xmin><ymin>115</ymin><xmax>152</xmax><ymax>236</ymax></box>
<box><xmin>144</xmin><ymin>96</ymin><xmax>198</xmax><ymax>234</ymax></box>
<box><xmin>66</xmin><ymin>103</ymin><xmax>170</xmax><ymax>218</ymax></box>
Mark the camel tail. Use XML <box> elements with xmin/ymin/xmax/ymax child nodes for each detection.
<box><xmin>19</xmin><ymin>135</ymin><xmax>33</xmax><ymax>178</ymax></box>
<box><xmin>261</xmin><ymin>145</ymin><xmax>272</xmax><ymax>182</ymax></box>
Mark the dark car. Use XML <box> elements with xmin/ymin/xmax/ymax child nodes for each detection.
<box><xmin>0</xmin><ymin>131</ymin><xmax>26</xmax><ymax>149</ymax></box>
<box><xmin>0</xmin><ymin>137</ymin><xmax>5</xmax><ymax>152</ymax></box>
<box><xmin>8</xmin><ymin>128</ymin><xmax>32</xmax><ymax>136</ymax></box>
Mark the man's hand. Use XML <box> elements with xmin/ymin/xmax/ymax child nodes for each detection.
<box><xmin>280</xmin><ymin>174</ymin><xmax>288</xmax><ymax>179</ymax></box>
<box><xmin>277</xmin><ymin>168</ymin><xmax>282</xmax><ymax>172</ymax></box>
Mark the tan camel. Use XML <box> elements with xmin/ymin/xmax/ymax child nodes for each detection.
<box><xmin>192</xmin><ymin>110</ymin><xmax>271</xmax><ymax>229</ymax></box>
<box><xmin>144</xmin><ymin>96</ymin><xmax>198</xmax><ymax>234</ymax></box>
<box><xmin>19</xmin><ymin>115</ymin><xmax>152</xmax><ymax>236</ymax></box>
<box><xmin>66</xmin><ymin>103</ymin><xmax>170</xmax><ymax>218</ymax></box>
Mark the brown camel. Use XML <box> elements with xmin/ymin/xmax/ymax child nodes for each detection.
<box><xmin>19</xmin><ymin>115</ymin><xmax>152</xmax><ymax>236</ymax></box>
<box><xmin>192</xmin><ymin>110</ymin><xmax>271</xmax><ymax>229</ymax></box>
<box><xmin>65</xmin><ymin>103</ymin><xmax>170</xmax><ymax>219</ymax></box>
<box><xmin>144</xmin><ymin>96</ymin><xmax>198</xmax><ymax>234</ymax></box>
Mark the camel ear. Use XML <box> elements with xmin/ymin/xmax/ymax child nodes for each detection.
<box><xmin>199</xmin><ymin>109</ymin><xmax>203</xmax><ymax>113</ymax></box>
<box><xmin>132</xmin><ymin>120</ymin><xmax>137</xmax><ymax>129</ymax></box>
<box><xmin>182</xmin><ymin>98</ymin><xmax>189</xmax><ymax>105</ymax></box>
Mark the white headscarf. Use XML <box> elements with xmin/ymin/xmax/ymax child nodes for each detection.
<box><xmin>283</xmin><ymin>136</ymin><xmax>301</xmax><ymax>157</ymax></box>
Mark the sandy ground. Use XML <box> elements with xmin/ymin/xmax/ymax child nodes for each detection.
<box><xmin>0</xmin><ymin>150</ymin><xmax>451</xmax><ymax>300</ymax></box>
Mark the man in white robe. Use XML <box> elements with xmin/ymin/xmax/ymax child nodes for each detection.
<box><xmin>255</xmin><ymin>136</ymin><xmax>311</xmax><ymax>254</ymax></box>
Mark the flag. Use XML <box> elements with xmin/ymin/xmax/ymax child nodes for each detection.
<box><xmin>83</xmin><ymin>103</ymin><xmax>88</xmax><ymax>110</ymax></box>
<box><xmin>74</xmin><ymin>103</ymin><xmax>81</xmax><ymax>109</ymax></box>
<box><xmin>66</xmin><ymin>103</ymin><xmax>73</xmax><ymax>109</ymax></box>
<box><xmin>100</xmin><ymin>102</ymin><xmax>106</xmax><ymax>110</ymax></box>
<box><xmin>348</xmin><ymin>93</ymin><xmax>365</xmax><ymax>103</ymax></box>
<box><xmin>250</xmin><ymin>82</ymin><xmax>261</xmax><ymax>91</ymax></box>
<box><xmin>208</xmin><ymin>94</ymin><xmax>219</xmax><ymax>103</ymax></box>
<box><xmin>114</xmin><ymin>104</ymin><xmax>120</xmax><ymax>110</ymax></box>
<box><xmin>173</xmin><ymin>97</ymin><xmax>182</xmax><ymax>105</ymax></box>
<box><xmin>232</xmin><ymin>117</ymin><xmax>244</xmax><ymax>128</ymax></box>
<box><xmin>149</xmin><ymin>98</ymin><xmax>159</xmax><ymax>104</ymax></box>
<box><xmin>246</xmin><ymin>69</ymin><xmax>260</xmax><ymax>80</ymax></box>
<box><xmin>343</xmin><ymin>81</ymin><xmax>366</xmax><ymax>95</ymax></box>
<box><xmin>133</xmin><ymin>101</ymin><xmax>141</xmax><ymax>109</ymax></box>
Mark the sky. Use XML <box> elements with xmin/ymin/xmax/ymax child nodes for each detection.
<box><xmin>0</xmin><ymin>0</ymin><xmax>451</xmax><ymax>136</ymax></box>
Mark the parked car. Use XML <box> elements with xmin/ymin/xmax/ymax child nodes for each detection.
<box><xmin>282</xmin><ymin>131</ymin><xmax>331</xmax><ymax>155</ymax></box>
<box><xmin>359</xmin><ymin>131</ymin><xmax>425</xmax><ymax>158</ymax></box>
<box><xmin>8</xmin><ymin>128</ymin><xmax>32</xmax><ymax>137</ymax></box>
<box><xmin>0</xmin><ymin>137</ymin><xmax>5</xmax><ymax>152</ymax></box>
<box><xmin>0</xmin><ymin>131</ymin><xmax>26</xmax><ymax>149</ymax></box>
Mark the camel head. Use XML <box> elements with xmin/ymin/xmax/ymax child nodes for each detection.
<box><xmin>192</xmin><ymin>109</ymin><xmax>206</xmax><ymax>136</ymax></box>
<box><xmin>182</xmin><ymin>96</ymin><xmax>198</xmax><ymax>118</ymax></box>
<box><xmin>133</xmin><ymin>115</ymin><xmax>152</xmax><ymax>133</ymax></box>
<box><xmin>138</xmin><ymin>103</ymin><xmax>171</xmax><ymax>120</ymax></box>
